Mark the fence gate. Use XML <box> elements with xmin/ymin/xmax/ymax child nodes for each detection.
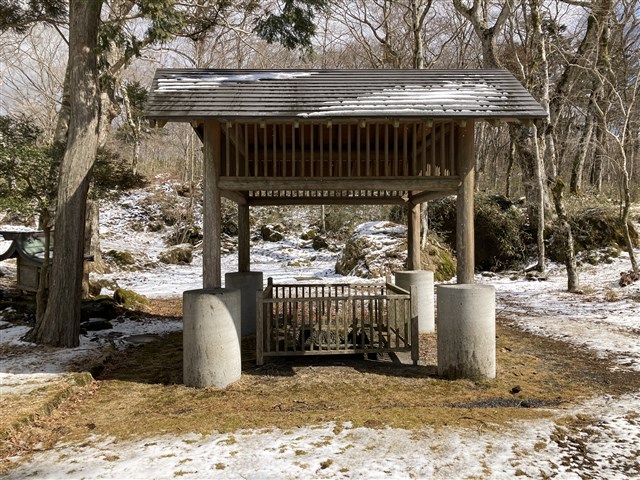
<box><xmin>256</xmin><ymin>279</ymin><xmax>418</xmax><ymax>365</ymax></box>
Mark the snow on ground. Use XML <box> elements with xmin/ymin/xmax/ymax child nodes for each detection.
<box><xmin>481</xmin><ymin>254</ymin><xmax>640</xmax><ymax>372</ymax></box>
<box><xmin>1</xmin><ymin>186</ymin><xmax>639</xmax><ymax>479</ymax></box>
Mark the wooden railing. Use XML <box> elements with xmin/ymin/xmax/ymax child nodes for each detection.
<box><xmin>256</xmin><ymin>279</ymin><xmax>418</xmax><ymax>366</ymax></box>
<box><xmin>221</xmin><ymin>120</ymin><xmax>458</xmax><ymax>179</ymax></box>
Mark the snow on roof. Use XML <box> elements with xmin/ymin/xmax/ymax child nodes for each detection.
<box><xmin>145</xmin><ymin>69</ymin><xmax>547</xmax><ymax>121</ymax></box>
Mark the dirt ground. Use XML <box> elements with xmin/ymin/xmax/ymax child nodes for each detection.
<box><xmin>2</xmin><ymin>295</ymin><xmax>638</xmax><ymax>477</ymax></box>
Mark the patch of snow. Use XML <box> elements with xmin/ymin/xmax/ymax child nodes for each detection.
<box><xmin>5</xmin><ymin>392</ymin><xmax>639</xmax><ymax>479</ymax></box>
<box><xmin>157</xmin><ymin>72</ymin><xmax>317</xmax><ymax>92</ymax></box>
<box><xmin>300</xmin><ymin>82</ymin><xmax>508</xmax><ymax>117</ymax></box>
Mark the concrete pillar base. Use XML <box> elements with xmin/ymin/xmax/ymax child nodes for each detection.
<box><xmin>225</xmin><ymin>271</ymin><xmax>263</xmax><ymax>337</ymax></box>
<box><xmin>183</xmin><ymin>288</ymin><xmax>241</xmax><ymax>388</ymax></box>
<box><xmin>395</xmin><ymin>270</ymin><xmax>435</xmax><ymax>334</ymax></box>
<box><xmin>436</xmin><ymin>284</ymin><xmax>496</xmax><ymax>380</ymax></box>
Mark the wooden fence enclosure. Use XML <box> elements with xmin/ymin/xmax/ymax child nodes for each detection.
<box><xmin>256</xmin><ymin>279</ymin><xmax>419</xmax><ymax>365</ymax></box>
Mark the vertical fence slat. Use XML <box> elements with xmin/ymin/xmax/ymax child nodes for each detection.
<box><xmin>403</xmin><ymin>123</ymin><xmax>408</xmax><ymax>176</ymax></box>
<box><xmin>410</xmin><ymin>286</ymin><xmax>419</xmax><ymax>365</ymax></box>
<box><xmin>348</xmin><ymin>125</ymin><xmax>353</xmax><ymax>177</ymax></box>
<box><xmin>234</xmin><ymin>123</ymin><xmax>240</xmax><ymax>176</ymax></box>
<box><xmin>441</xmin><ymin>122</ymin><xmax>446</xmax><ymax>175</ymax></box>
<box><xmin>338</xmin><ymin>124</ymin><xmax>343</xmax><ymax>176</ymax></box>
<box><xmin>394</xmin><ymin>124</ymin><xmax>399</xmax><ymax>176</ymax></box>
<box><xmin>431</xmin><ymin>124</ymin><xmax>437</xmax><ymax>176</ymax></box>
<box><xmin>225</xmin><ymin>123</ymin><xmax>231</xmax><ymax>176</ymax></box>
<box><xmin>256</xmin><ymin>291</ymin><xmax>264</xmax><ymax>365</ymax></box>
<box><xmin>450</xmin><ymin>122</ymin><xmax>457</xmax><ymax>176</ymax></box>
<box><xmin>244</xmin><ymin>124</ymin><xmax>249</xmax><ymax>176</ymax></box>
<box><xmin>385</xmin><ymin>124</ymin><xmax>389</xmax><ymax>177</ymax></box>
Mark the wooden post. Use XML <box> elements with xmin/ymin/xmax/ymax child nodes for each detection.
<box><xmin>238</xmin><ymin>203</ymin><xmax>250</xmax><ymax>272</ymax></box>
<box><xmin>256</xmin><ymin>290</ymin><xmax>264</xmax><ymax>366</ymax></box>
<box><xmin>203</xmin><ymin>120</ymin><xmax>222</xmax><ymax>288</ymax></box>
<box><xmin>456</xmin><ymin>121</ymin><xmax>475</xmax><ymax>284</ymax></box>
<box><xmin>407</xmin><ymin>196</ymin><xmax>421</xmax><ymax>270</ymax></box>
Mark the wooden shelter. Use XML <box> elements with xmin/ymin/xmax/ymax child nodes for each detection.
<box><xmin>145</xmin><ymin>69</ymin><xmax>546</xmax><ymax>288</ymax></box>
<box><xmin>0</xmin><ymin>231</ymin><xmax>47</xmax><ymax>292</ymax></box>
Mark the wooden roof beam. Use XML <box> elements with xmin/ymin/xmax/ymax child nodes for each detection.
<box><xmin>218</xmin><ymin>177</ymin><xmax>461</xmax><ymax>192</ymax></box>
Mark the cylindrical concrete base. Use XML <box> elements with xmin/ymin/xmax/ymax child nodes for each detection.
<box><xmin>225</xmin><ymin>271</ymin><xmax>263</xmax><ymax>337</ymax></box>
<box><xmin>183</xmin><ymin>288</ymin><xmax>241</xmax><ymax>388</ymax></box>
<box><xmin>395</xmin><ymin>270</ymin><xmax>435</xmax><ymax>334</ymax></box>
<box><xmin>437</xmin><ymin>284</ymin><xmax>496</xmax><ymax>380</ymax></box>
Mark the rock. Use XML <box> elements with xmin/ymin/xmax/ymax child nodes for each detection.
<box><xmin>106</xmin><ymin>249</ymin><xmax>136</xmax><ymax>266</ymax></box>
<box><xmin>300</xmin><ymin>230</ymin><xmax>316</xmax><ymax>241</ymax></box>
<box><xmin>222</xmin><ymin>217</ymin><xmax>238</xmax><ymax>236</ymax></box>
<box><xmin>159</xmin><ymin>244</ymin><xmax>193</xmax><ymax>264</ymax></box>
<box><xmin>113</xmin><ymin>288</ymin><xmax>149</xmax><ymax>310</ymax></box>
<box><xmin>260</xmin><ymin>225</ymin><xmax>284</xmax><ymax>242</ymax></box>
<box><xmin>335</xmin><ymin>222</ymin><xmax>406</xmax><ymax>278</ymax></box>
<box><xmin>312</xmin><ymin>236</ymin><xmax>328</xmax><ymax>250</ymax></box>
<box><xmin>88</xmin><ymin>280</ymin><xmax>103</xmax><ymax>297</ymax></box>
<box><xmin>619</xmin><ymin>270</ymin><xmax>639</xmax><ymax>287</ymax></box>
<box><xmin>80</xmin><ymin>298</ymin><xmax>119</xmax><ymax>322</ymax></box>
<box><xmin>81</xmin><ymin>318</ymin><xmax>113</xmax><ymax>331</ymax></box>
<box><xmin>510</xmin><ymin>385</ymin><xmax>522</xmax><ymax>394</ymax></box>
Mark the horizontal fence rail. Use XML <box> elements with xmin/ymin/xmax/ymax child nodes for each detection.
<box><xmin>256</xmin><ymin>280</ymin><xmax>418</xmax><ymax>365</ymax></box>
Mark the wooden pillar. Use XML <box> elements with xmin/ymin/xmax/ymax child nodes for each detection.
<box><xmin>407</xmin><ymin>197</ymin><xmax>421</xmax><ymax>270</ymax></box>
<box><xmin>238</xmin><ymin>203</ymin><xmax>250</xmax><ymax>272</ymax></box>
<box><xmin>203</xmin><ymin>120</ymin><xmax>222</xmax><ymax>288</ymax></box>
<box><xmin>456</xmin><ymin>121</ymin><xmax>475</xmax><ymax>284</ymax></box>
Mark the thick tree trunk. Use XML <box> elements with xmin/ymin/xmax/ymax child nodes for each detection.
<box><xmin>35</xmin><ymin>223</ymin><xmax>51</xmax><ymax>323</ymax></box>
<box><xmin>30</xmin><ymin>0</ymin><xmax>102</xmax><ymax>347</ymax></box>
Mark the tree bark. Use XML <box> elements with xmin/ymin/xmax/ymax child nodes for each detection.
<box><xmin>550</xmin><ymin>179</ymin><xmax>579</xmax><ymax>292</ymax></box>
<box><xmin>569</xmin><ymin>108</ymin><xmax>595</xmax><ymax>194</ymax></box>
<box><xmin>30</xmin><ymin>0</ymin><xmax>102</xmax><ymax>347</ymax></box>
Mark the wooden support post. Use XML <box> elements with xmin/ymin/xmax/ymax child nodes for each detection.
<box><xmin>238</xmin><ymin>203</ymin><xmax>250</xmax><ymax>272</ymax></box>
<box><xmin>456</xmin><ymin>121</ymin><xmax>475</xmax><ymax>284</ymax></box>
<box><xmin>203</xmin><ymin>120</ymin><xmax>222</xmax><ymax>288</ymax></box>
<box><xmin>407</xmin><ymin>196</ymin><xmax>421</xmax><ymax>270</ymax></box>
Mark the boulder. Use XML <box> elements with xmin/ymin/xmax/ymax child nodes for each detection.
<box><xmin>159</xmin><ymin>244</ymin><xmax>193</xmax><ymax>264</ymax></box>
<box><xmin>312</xmin><ymin>236</ymin><xmax>329</xmax><ymax>251</ymax></box>
<box><xmin>260</xmin><ymin>225</ymin><xmax>284</xmax><ymax>242</ymax></box>
<box><xmin>80</xmin><ymin>298</ymin><xmax>119</xmax><ymax>322</ymax></box>
<box><xmin>335</xmin><ymin>222</ymin><xmax>406</xmax><ymax>278</ymax></box>
<box><xmin>106</xmin><ymin>249</ymin><xmax>135</xmax><ymax>266</ymax></box>
<box><xmin>113</xmin><ymin>288</ymin><xmax>149</xmax><ymax>310</ymax></box>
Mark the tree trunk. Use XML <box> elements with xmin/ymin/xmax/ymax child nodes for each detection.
<box><xmin>505</xmin><ymin>141</ymin><xmax>515</xmax><ymax>198</ymax></box>
<box><xmin>569</xmin><ymin>110</ymin><xmax>595</xmax><ymax>194</ymax></box>
<box><xmin>621</xmin><ymin>164</ymin><xmax>638</xmax><ymax>275</ymax></box>
<box><xmin>550</xmin><ymin>179</ymin><xmax>579</xmax><ymax>292</ymax></box>
<box><xmin>53</xmin><ymin>63</ymin><xmax>71</xmax><ymax>146</ymax></box>
<box><xmin>591</xmin><ymin>121</ymin><xmax>605</xmax><ymax>192</ymax></box>
<box><xmin>30</xmin><ymin>0</ymin><xmax>102</xmax><ymax>348</ymax></box>
<box><xmin>35</xmin><ymin>222</ymin><xmax>51</xmax><ymax>323</ymax></box>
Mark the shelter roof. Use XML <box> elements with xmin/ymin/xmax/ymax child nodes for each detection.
<box><xmin>145</xmin><ymin>69</ymin><xmax>547</xmax><ymax>122</ymax></box>
<box><xmin>0</xmin><ymin>234</ymin><xmax>46</xmax><ymax>263</ymax></box>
